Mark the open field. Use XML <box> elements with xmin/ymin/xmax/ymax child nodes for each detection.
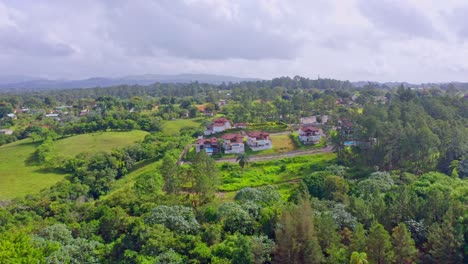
<box><xmin>218</xmin><ymin>152</ymin><xmax>336</xmax><ymax>192</ymax></box>
<box><xmin>246</xmin><ymin>133</ymin><xmax>297</xmax><ymax>155</ymax></box>
<box><xmin>54</xmin><ymin>130</ymin><xmax>148</xmax><ymax>157</ymax></box>
<box><xmin>161</xmin><ymin>118</ymin><xmax>203</xmax><ymax>134</ymax></box>
<box><xmin>0</xmin><ymin>139</ymin><xmax>64</xmax><ymax>200</ymax></box>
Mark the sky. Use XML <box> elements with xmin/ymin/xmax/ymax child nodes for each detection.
<box><xmin>1</xmin><ymin>0</ymin><xmax>468</xmax><ymax>83</ymax></box>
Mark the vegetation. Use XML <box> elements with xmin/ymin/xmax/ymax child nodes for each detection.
<box><xmin>0</xmin><ymin>77</ymin><xmax>466</xmax><ymax>263</ymax></box>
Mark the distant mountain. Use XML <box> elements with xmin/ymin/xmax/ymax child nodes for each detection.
<box><xmin>0</xmin><ymin>74</ymin><xmax>261</xmax><ymax>92</ymax></box>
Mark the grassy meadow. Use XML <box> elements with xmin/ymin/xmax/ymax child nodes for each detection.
<box><xmin>54</xmin><ymin>130</ymin><xmax>148</xmax><ymax>157</ymax></box>
<box><xmin>0</xmin><ymin>130</ymin><xmax>149</xmax><ymax>200</ymax></box>
<box><xmin>0</xmin><ymin>139</ymin><xmax>64</xmax><ymax>199</ymax></box>
<box><xmin>161</xmin><ymin>118</ymin><xmax>203</xmax><ymax>134</ymax></box>
<box><xmin>218</xmin><ymin>153</ymin><xmax>336</xmax><ymax>195</ymax></box>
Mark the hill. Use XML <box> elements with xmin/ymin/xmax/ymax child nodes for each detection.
<box><xmin>0</xmin><ymin>74</ymin><xmax>260</xmax><ymax>92</ymax></box>
<box><xmin>0</xmin><ymin>130</ymin><xmax>149</xmax><ymax>200</ymax></box>
<box><xmin>54</xmin><ymin>130</ymin><xmax>149</xmax><ymax>158</ymax></box>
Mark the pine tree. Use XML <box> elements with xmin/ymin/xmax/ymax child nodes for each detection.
<box><xmin>366</xmin><ymin>222</ymin><xmax>393</xmax><ymax>264</ymax></box>
<box><xmin>274</xmin><ymin>195</ymin><xmax>323</xmax><ymax>264</ymax></box>
<box><xmin>427</xmin><ymin>221</ymin><xmax>463</xmax><ymax>264</ymax></box>
<box><xmin>349</xmin><ymin>223</ymin><xmax>367</xmax><ymax>256</ymax></box>
<box><xmin>391</xmin><ymin>223</ymin><xmax>417</xmax><ymax>264</ymax></box>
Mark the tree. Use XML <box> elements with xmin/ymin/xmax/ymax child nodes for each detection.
<box><xmin>145</xmin><ymin>205</ymin><xmax>200</xmax><ymax>235</ymax></box>
<box><xmin>426</xmin><ymin>217</ymin><xmax>463</xmax><ymax>264</ymax></box>
<box><xmin>349</xmin><ymin>223</ymin><xmax>367</xmax><ymax>257</ymax></box>
<box><xmin>391</xmin><ymin>223</ymin><xmax>417</xmax><ymax>264</ymax></box>
<box><xmin>236</xmin><ymin>153</ymin><xmax>250</xmax><ymax>172</ymax></box>
<box><xmin>161</xmin><ymin>155</ymin><xmax>181</xmax><ymax>194</ymax></box>
<box><xmin>274</xmin><ymin>195</ymin><xmax>323</xmax><ymax>264</ymax></box>
<box><xmin>191</xmin><ymin>152</ymin><xmax>219</xmax><ymax>204</ymax></box>
<box><xmin>366</xmin><ymin>223</ymin><xmax>393</xmax><ymax>264</ymax></box>
<box><xmin>350</xmin><ymin>252</ymin><xmax>368</xmax><ymax>264</ymax></box>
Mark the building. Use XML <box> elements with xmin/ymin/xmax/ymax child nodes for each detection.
<box><xmin>247</xmin><ymin>131</ymin><xmax>272</xmax><ymax>151</ymax></box>
<box><xmin>6</xmin><ymin>113</ymin><xmax>16</xmax><ymax>119</ymax></box>
<box><xmin>298</xmin><ymin>126</ymin><xmax>322</xmax><ymax>144</ymax></box>
<box><xmin>0</xmin><ymin>129</ymin><xmax>13</xmax><ymax>135</ymax></box>
<box><xmin>204</xmin><ymin>117</ymin><xmax>232</xmax><ymax>135</ymax></box>
<box><xmin>195</xmin><ymin>138</ymin><xmax>220</xmax><ymax>155</ymax></box>
<box><xmin>222</xmin><ymin>134</ymin><xmax>245</xmax><ymax>154</ymax></box>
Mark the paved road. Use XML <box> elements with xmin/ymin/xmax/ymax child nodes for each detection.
<box><xmin>213</xmin><ymin>146</ymin><xmax>334</xmax><ymax>163</ymax></box>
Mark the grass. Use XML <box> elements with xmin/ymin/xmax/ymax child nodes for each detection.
<box><xmin>161</xmin><ymin>118</ymin><xmax>203</xmax><ymax>135</ymax></box>
<box><xmin>0</xmin><ymin>139</ymin><xmax>65</xmax><ymax>200</ymax></box>
<box><xmin>218</xmin><ymin>153</ymin><xmax>336</xmax><ymax>192</ymax></box>
<box><xmin>54</xmin><ymin>130</ymin><xmax>149</xmax><ymax>158</ymax></box>
<box><xmin>246</xmin><ymin>133</ymin><xmax>297</xmax><ymax>155</ymax></box>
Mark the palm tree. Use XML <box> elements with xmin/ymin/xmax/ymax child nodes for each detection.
<box><xmin>236</xmin><ymin>153</ymin><xmax>250</xmax><ymax>172</ymax></box>
<box><xmin>350</xmin><ymin>252</ymin><xmax>368</xmax><ymax>264</ymax></box>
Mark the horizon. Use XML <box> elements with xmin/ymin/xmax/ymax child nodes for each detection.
<box><xmin>1</xmin><ymin>1</ymin><xmax>468</xmax><ymax>83</ymax></box>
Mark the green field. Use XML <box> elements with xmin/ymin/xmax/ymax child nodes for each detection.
<box><xmin>0</xmin><ymin>139</ymin><xmax>64</xmax><ymax>200</ymax></box>
<box><xmin>161</xmin><ymin>119</ymin><xmax>203</xmax><ymax>134</ymax></box>
<box><xmin>246</xmin><ymin>133</ymin><xmax>297</xmax><ymax>155</ymax></box>
<box><xmin>0</xmin><ymin>130</ymin><xmax>149</xmax><ymax>200</ymax></box>
<box><xmin>54</xmin><ymin>130</ymin><xmax>149</xmax><ymax>157</ymax></box>
<box><xmin>219</xmin><ymin>153</ymin><xmax>336</xmax><ymax>193</ymax></box>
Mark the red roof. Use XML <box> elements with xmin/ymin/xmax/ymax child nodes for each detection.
<box><xmin>213</xmin><ymin>117</ymin><xmax>230</xmax><ymax>124</ymax></box>
<box><xmin>301</xmin><ymin>126</ymin><xmax>319</xmax><ymax>132</ymax></box>
<box><xmin>247</xmin><ymin>131</ymin><xmax>270</xmax><ymax>139</ymax></box>
<box><xmin>196</xmin><ymin>138</ymin><xmax>218</xmax><ymax>144</ymax></box>
<box><xmin>222</xmin><ymin>134</ymin><xmax>244</xmax><ymax>143</ymax></box>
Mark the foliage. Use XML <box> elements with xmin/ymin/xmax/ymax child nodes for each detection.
<box><xmin>145</xmin><ymin>205</ymin><xmax>200</xmax><ymax>235</ymax></box>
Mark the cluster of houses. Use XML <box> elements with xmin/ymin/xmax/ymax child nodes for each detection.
<box><xmin>196</xmin><ymin>117</ymin><xmax>273</xmax><ymax>155</ymax></box>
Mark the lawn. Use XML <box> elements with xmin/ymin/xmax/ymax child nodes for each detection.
<box><xmin>246</xmin><ymin>133</ymin><xmax>297</xmax><ymax>155</ymax></box>
<box><xmin>161</xmin><ymin>118</ymin><xmax>203</xmax><ymax>135</ymax></box>
<box><xmin>54</xmin><ymin>130</ymin><xmax>149</xmax><ymax>158</ymax></box>
<box><xmin>218</xmin><ymin>153</ymin><xmax>336</xmax><ymax>192</ymax></box>
<box><xmin>0</xmin><ymin>139</ymin><xmax>65</xmax><ymax>200</ymax></box>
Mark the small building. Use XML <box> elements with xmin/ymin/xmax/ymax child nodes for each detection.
<box><xmin>218</xmin><ymin>99</ymin><xmax>227</xmax><ymax>106</ymax></box>
<box><xmin>247</xmin><ymin>131</ymin><xmax>272</xmax><ymax>151</ymax></box>
<box><xmin>79</xmin><ymin>109</ymin><xmax>90</xmax><ymax>116</ymax></box>
<box><xmin>45</xmin><ymin>113</ymin><xmax>59</xmax><ymax>118</ymax></box>
<box><xmin>0</xmin><ymin>129</ymin><xmax>14</xmax><ymax>135</ymax></box>
<box><xmin>222</xmin><ymin>134</ymin><xmax>245</xmax><ymax>154</ymax></box>
<box><xmin>204</xmin><ymin>117</ymin><xmax>232</xmax><ymax>135</ymax></box>
<box><xmin>6</xmin><ymin>113</ymin><xmax>16</xmax><ymax>119</ymax></box>
<box><xmin>298</xmin><ymin>126</ymin><xmax>322</xmax><ymax>144</ymax></box>
<box><xmin>195</xmin><ymin>138</ymin><xmax>220</xmax><ymax>155</ymax></box>
<box><xmin>234</xmin><ymin>123</ymin><xmax>248</xmax><ymax>129</ymax></box>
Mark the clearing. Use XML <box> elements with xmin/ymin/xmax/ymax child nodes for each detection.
<box><xmin>161</xmin><ymin>119</ymin><xmax>203</xmax><ymax>135</ymax></box>
<box><xmin>54</xmin><ymin>130</ymin><xmax>148</xmax><ymax>157</ymax></box>
<box><xmin>0</xmin><ymin>139</ymin><xmax>64</xmax><ymax>200</ymax></box>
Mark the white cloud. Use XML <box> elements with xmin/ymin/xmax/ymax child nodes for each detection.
<box><xmin>0</xmin><ymin>0</ymin><xmax>468</xmax><ymax>82</ymax></box>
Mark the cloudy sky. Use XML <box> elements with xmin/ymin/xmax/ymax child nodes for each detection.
<box><xmin>1</xmin><ymin>0</ymin><xmax>468</xmax><ymax>82</ymax></box>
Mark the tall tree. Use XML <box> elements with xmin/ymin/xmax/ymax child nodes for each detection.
<box><xmin>161</xmin><ymin>155</ymin><xmax>181</xmax><ymax>194</ymax></box>
<box><xmin>350</xmin><ymin>252</ymin><xmax>368</xmax><ymax>264</ymax></box>
<box><xmin>366</xmin><ymin>223</ymin><xmax>393</xmax><ymax>264</ymax></box>
<box><xmin>274</xmin><ymin>195</ymin><xmax>323</xmax><ymax>264</ymax></box>
<box><xmin>191</xmin><ymin>152</ymin><xmax>219</xmax><ymax>205</ymax></box>
<box><xmin>391</xmin><ymin>223</ymin><xmax>417</xmax><ymax>264</ymax></box>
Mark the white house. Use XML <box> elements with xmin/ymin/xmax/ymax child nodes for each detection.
<box><xmin>204</xmin><ymin>117</ymin><xmax>232</xmax><ymax>135</ymax></box>
<box><xmin>0</xmin><ymin>129</ymin><xmax>13</xmax><ymax>135</ymax></box>
<box><xmin>298</xmin><ymin>126</ymin><xmax>322</xmax><ymax>144</ymax></box>
<box><xmin>247</xmin><ymin>131</ymin><xmax>272</xmax><ymax>151</ymax></box>
<box><xmin>222</xmin><ymin>134</ymin><xmax>244</xmax><ymax>154</ymax></box>
<box><xmin>195</xmin><ymin>138</ymin><xmax>220</xmax><ymax>155</ymax></box>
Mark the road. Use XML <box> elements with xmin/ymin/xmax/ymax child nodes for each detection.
<box><xmin>213</xmin><ymin>146</ymin><xmax>334</xmax><ymax>163</ymax></box>
<box><xmin>179</xmin><ymin>146</ymin><xmax>333</xmax><ymax>165</ymax></box>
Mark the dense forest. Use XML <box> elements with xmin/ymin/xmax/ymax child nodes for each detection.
<box><xmin>0</xmin><ymin>77</ymin><xmax>466</xmax><ymax>263</ymax></box>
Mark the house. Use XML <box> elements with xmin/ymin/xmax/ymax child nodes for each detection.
<box><xmin>45</xmin><ymin>113</ymin><xmax>59</xmax><ymax>118</ymax></box>
<box><xmin>247</xmin><ymin>131</ymin><xmax>272</xmax><ymax>151</ymax></box>
<box><xmin>298</xmin><ymin>126</ymin><xmax>322</xmax><ymax>144</ymax></box>
<box><xmin>6</xmin><ymin>113</ymin><xmax>16</xmax><ymax>119</ymax></box>
<box><xmin>204</xmin><ymin>117</ymin><xmax>232</xmax><ymax>135</ymax></box>
<box><xmin>218</xmin><ymin>99</ymin><xmax>227</xmax><ymax>106</ymax></box>
<box><xmin>0</xmin><ymin>129</ymin><xmax>13</xmax><ymax>135</ymax></box>
<box><xmin>195</xmin><ymin>138</ymin><xmax>220</xmax><ymax>155</ymax></box>
<box><xmin>222</xmin><ymin>134</ymin><xmax>244</xmax><ymax>154</ymax></box>
<box><xmin>79</xmin><ymin>109</ymin><xmax>90</xmax><ymax>116</ymax></box>
<box><xmin>234</xmin><ymin>123</ymin><xmax>248</xmax><ymax>129</ymax></box>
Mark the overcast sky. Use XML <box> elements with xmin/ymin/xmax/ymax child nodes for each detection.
<box><xmin>1</xmin><ymin>0</ymin><xmax>468</xmax><ymax>82</ymax></box>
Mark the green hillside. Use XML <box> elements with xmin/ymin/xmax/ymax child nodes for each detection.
<box><xmin>0</xmin><ymin>131</ymin><xmax>149</xmax><ymax>200</ymax></box>
<box><xmin>54</xmin><ymin>130</ymin><xmax>149</xmax><ymax>157</ymax></box>
<box><xmin>0</xmin><ymin>139</ymin><xmax>64</xmax><ymax>200</ymax></box>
